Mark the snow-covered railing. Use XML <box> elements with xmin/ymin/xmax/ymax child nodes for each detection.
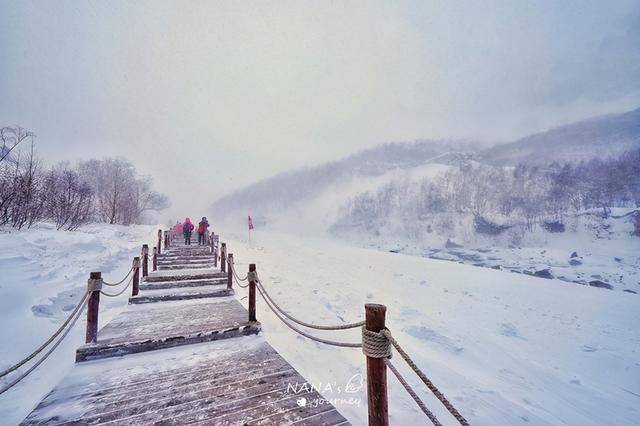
<box><xmin>224</xmin><ymin>251</ymin><xmax>469</xmax><ymax>426</ymax></box>
<box><xmin>0</xmin><ymin>253</ymin><xmax>143</xmax><ymax>397</ymax></box>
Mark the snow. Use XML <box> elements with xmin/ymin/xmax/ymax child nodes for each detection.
<box><xmin>0</xmin><ymin>222</ymin><xmax>159</xmax><ymax>424</ymax></box>
<box><xmin>2</xmin><ymin>223</ymin><xmax>639</xmax><ymax>425</ymax></box>
<box><xmin>346</xmin><ymin>209</ymin><xmax>640</xmax><ymax>293</ymax></box>
<box><xmin>221</xmin><ymin>230</ymin><xmax>639</xmax><ymax>425</ymax></box>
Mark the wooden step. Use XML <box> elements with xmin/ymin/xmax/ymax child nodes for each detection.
<box><xmin>144</xmin><ymin>271</ymin><xmax>226</xmax><ymax>282</ymax></box>
<box><xmin>157</xmin><ymin>257</ymin><xmax>215</xmax><ymax>263</ymax></box>
<box><xmin>140</xmin><ymin>278</ymin><xmax>227</xmax><ymax>291</ymax></box>
<box><xmin>129</xmin><ymin>287</ymin><xmax>233</xmax><ymax>304</ymax></box>
<box><xmin>158</xmin><ymin>264</ymin><xmax>213</xmax><ymax>270</ymax></box>
<box><xmin>76</xmin><ymin>299</ymin><xmax>260</xmax><ymax>362</ymax></box>
<box><xmin>25</xmin><ymin>339</ymin><xmax>349</xmax><ymax>425</ymax></box>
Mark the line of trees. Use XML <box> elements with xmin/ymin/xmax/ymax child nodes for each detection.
<box><xmin>0</xmin><ymin>126</ymin><xmax>169</xmax><ymax>230</ymax></box>
<box><xmin>335</xmin><ymin>148</ymin><xmax>640</xmax><ymax>237</ymax></box>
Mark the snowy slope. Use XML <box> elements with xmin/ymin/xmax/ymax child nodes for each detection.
<box><xmin>266</xmin><ymin>162</ymin><xmax>451</xmax><ymax>235</ymax></box>
<box><xmin>210</xmin><ymin>140</ymin><xmax>469</xmax><ymax>224</ymax></box>
<box><xmin>221</xmin><ymin>230</ymin><xmax>639</xmax><ymax>425</ymax></box>
<box><xmin>0</xmin><ymin>223</ymin><xmax>159</xmax><ymax>424</ymax></box>
<box><xmin>482</xmin><ymin>107</ymin><xmax>640</xmax><ymax>166</ymax></box>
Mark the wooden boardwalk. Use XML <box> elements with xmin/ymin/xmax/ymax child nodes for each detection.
<box><xmin>23</xmin><ymin>240</ymin><xmax>349</xmax><ymax>425</ymax></box>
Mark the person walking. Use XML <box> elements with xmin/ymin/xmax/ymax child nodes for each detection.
<box><xmin>182</xmin><ymin>217</ymin><xmax>194</xmax><ymax>245</ymax></box>
<box><xmin>197</xmin><ymin>217</ymin><xmax>209</xmax><ymax>245</ymax></box>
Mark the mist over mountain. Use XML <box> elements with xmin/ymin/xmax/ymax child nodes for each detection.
<box><xmin>211</xmin><ymin>107</ymin><xmax>640</xmax><ymax>230</ymax></box>
<box><xmin>210</xmin><ymin>139</ymin><xmax>479</xmax><ymax>224</ymax></box>
<box><xmin>482</xmin><ymin>107</ymin><xmax>640</xmax><ymax>166</ymax></box>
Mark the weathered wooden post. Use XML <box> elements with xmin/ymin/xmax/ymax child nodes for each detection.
<box><xmin>220</xmin><ymin>243</ymin><xmax>227</xmax><ymax>273</ymax></box>
<box><xmin>227</xmin><ymin>253</ymin><xmax>234</xmax><ymax>290</ymax></box>
<box><xmin>212</xmin><ymin>234</ymin><xmax>218</xmax><ymax>267</ymax></box>
<box><xmin>157</xmin><ymin>230</ymin><xmax>162</xmax><ymax>254</ymax></box>
<box><xmin>248</xmin><ymin>264</ymin><xmax>257</xmax><ymax>322</ymax></box>
<box><xmin>132</xmin><ymin>256</ymin><xmax>140</xmax><ymax>296</ymax></box>
<box><xmin>164</xmin><ymin>230</ymin><xmax>170</xmax><ymax>248</ymax></box>
<box><xmin>85</xmin><ymin>272</ymin><xmax>102</xmax><ymax>343</ymax></box>
<box><xmin>142</xmin><ymin>244</ymin><xmax>149</xmax><ymax>277</ymax></box>
<box><xmin>152</xmin><ymin>247</ymin><xmax>158</xmax><ymax>272</ymax></box>
<box><xmin>365</xmin><ymin>303</ymin><xmax>389</xmax><ymax>426</ymax></box>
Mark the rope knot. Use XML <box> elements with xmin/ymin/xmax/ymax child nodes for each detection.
<box><xmin>87</xmin><ymin>278</ymin><xmax>103</xmax><ymax>292</ymax></box>
<box><xmin>362</xmin><ymin>327</ymin><xmax>392</xmax><ymax>359</ymax></box>
<box><xmin>247</xmin><ymin>270</ymin><xmax>259</xmax><ymax>282</ymax></box>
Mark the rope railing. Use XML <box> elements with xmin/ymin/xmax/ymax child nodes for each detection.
<box><xmin>100</xmin><ymin>274</ymin><xmax>134</xmax><ymax>298</ymax></box>
<box><xmin>227</xmin><ymin>256</ymin><xmax>250</xmax><ymax>288</ymax></box>
<box><xmin>385</xmin><ymin>359</ymin><xmax>442</xmax><ymax>425</ymax></box>
<box><xmin>382</xmin><ymin>329</ymin><xmax>469</xmax><ymax>425</ymax></box>
<box><xmin>0</xmin><ymin>235</ymin><xmax>148</xmax><ymax>397</ymax></box>
<box><xmin>257</xmin><ymin>279</ymin><xmax>364</xmax><ymax>331</ymax></box>
<box><xmin>228</xmin><ymin>255</ymin><xmax>365</xmax><ymax>330</ymax></box>
<box><xmin>0</xmin><ymin>290</ymin><xmax>90</xmax><ymax>380</ymax></box>
<box><xmin>255</xmin><ymin>284</ymin><xmax>362</xmax><ymax>348</ymax></box>
<box><xmin>230</xmin><ymin>249</ymin><xmax>468</xmax><ymax>426</ymax></box>
<box><xmin>102</xmin><ymin>266</ymin><xmax>134</xmax><ymax>287</ymax></box>
<box><xmin>0</xmin><ymin>291</ymin><xmax>90</xmax><ymax>396</ymax></box>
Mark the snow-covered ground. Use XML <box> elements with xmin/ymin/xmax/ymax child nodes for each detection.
<box><xmin>222</xmin><ymin>230</ymin><xmax>639</xmax><ymax>425</ymax></box>
<box><xmin>339</xmin><ymin>209</ymin><xmax>640</xmax><ymax>293</ymax></box>
<box><xmin>0</xmin><ymin>223</ymin><xmax>159</xmax><ymax>424</ymax></box>
<box><xmin>1</xmin><ymin>223</ymin><xmax>638</xmax><ymax>425</ymax></box>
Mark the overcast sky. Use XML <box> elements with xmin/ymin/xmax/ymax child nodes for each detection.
<box><xmin>1</xmin><ymin>1</ymin><xmax>639</xmax><ymax>219</ymax></box>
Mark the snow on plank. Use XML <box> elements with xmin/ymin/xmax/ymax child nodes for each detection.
<box><xmin>144</xmin><ymin>268</ymin><xmax>226</xmax><ymax>282</ymax></box>
<box><xmin>76</xmin><ymin>298</ymin><xmax>259</xmax><ymax>362</ymax></box>
<box><xmin>129</xmin><ymin>285</ymin><xmax>232</xmax><ymax>304</ymax></box>
<box><xmin>23</xmin><ymin>337</ymin><xmax>349</xmax><ymax>425</ymax></box>
<box><xmin>139</xmin><ymin>277</ymin><xmax>228</xmax><ymax>291</ymax></box>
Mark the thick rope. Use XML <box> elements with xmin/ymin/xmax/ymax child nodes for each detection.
<box><xmin>100</xmin><ymin>274</ymin><xmax>134</xmax><ymax>297</ymax></box>
<box><xmin>102</xmin><ymin>266</ymin><xmax>134</xmax><ymax>287</ymax></box>
<box><xmin>386</xmin><ymin>359</ymin><xmax>442</xmax><ymax>426</ymax></box>
<box><xmin>382</xmin><ymin>330</ymin><xmax>469</xmax><ymax>425</ymax></box>
<box><xmin>0</xmin><ymin>295</ymin><xmax>88</xmax><ymax>395</ymax></box>
<box><xmin>0</xmin><ymin>290</ymin><xmax>89</xmax><ymax>379</ymax></box>
<box><xmin>257</xmin><ymin>280</ymin><xmax>365</xmax><ymax>330</ymax></box>
<box><xmin>227</xmin><ymin>259</ymin><xmax>250</xmax><ymax>288</ymax></box>
<box><xmin>256</xmin><ymin>285</ymin><xmax>361</xmax><ymax>348</ymax></box>
<box><xmin>361</xmin><ymin>327</ymin><xmax>392</xmax><ymax>359</ymax></box>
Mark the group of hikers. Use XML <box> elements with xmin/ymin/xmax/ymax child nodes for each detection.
<box><xmin>172</xmin><ymin>217</ymin><xmax>210</xmax><ymax>245</ymax></box>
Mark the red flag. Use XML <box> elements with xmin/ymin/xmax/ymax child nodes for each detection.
<box><xmin>248</xmin><ymin>215</ymin><xmax>254</xmax><ymax>230</ymax></box>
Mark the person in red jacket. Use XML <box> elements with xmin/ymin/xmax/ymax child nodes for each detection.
<box><xmin>182</xmin><ymin>217</ymin><xmax>194</xmax><ymax>245</ymax></box>
<box><xmin>197</xmin><ymin>217</ymin><xmax>209</xmax><ymax>245</ymax></box>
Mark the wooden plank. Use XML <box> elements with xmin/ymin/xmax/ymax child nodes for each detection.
<box><xmin>128</xmin><ymin>287</ymin><xmax>233</xmax><ymax>304</ymax></box>
<box><xmin>139</xmin><ymin>278</ymin><xmax>227</xmax><ymax>291</ymax></box>
<box><xmin>158</xmin><ymin>264</ymin><xmax>214</xmax><ymax>270</ymax></box>
<box><xmin>22</xmin><ymin>238</ymin><xmax>350</xmax><ymax>425</ymax></box>
<box><xmin>144</xmin><ymin>272</ymin><xmax>226</xmax><ymax>282</ymax></box>
<box><xmin>23</xmin><ymin>339</ymin><xmax>349</xmax><ymax>426</ymax></box>
<box><xmin>75</xmin><ymin>299</ymin><xmax>259</xmax><ymax>362</ymax></box>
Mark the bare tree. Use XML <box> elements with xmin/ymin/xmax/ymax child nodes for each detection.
<box><xmin>0</xmin><ymin>126</ymin><xmax>33</xmax><ymax>164</ymax></box>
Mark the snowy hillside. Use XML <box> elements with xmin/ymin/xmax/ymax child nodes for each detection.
<box><xmin>481</xmin><ymin>107</ymin><xmax>640</xmax><ymax>166</ymax></box>
<box><xmin>210</xmin><ymin>107</ymin><xmax>640</xmax><ymax>221</ymax></box>
<box><xmin>210</xmin><ymin>140</ymin><xmax>475</xmax><ymax>224</ymax></box>
<box><xmin>0</xmin><ymin>223</ymin><xmax>159</xmax><ymax>424</ymax></box>
<box><xmin>209</xmin><ymin>108</ymin><xmax>640</xmax><ymax>294</ymax></box>
<box><xmin>221</xmin><ymin>230</ymin><xmax>640</xmax><ymax>425</ymax></box>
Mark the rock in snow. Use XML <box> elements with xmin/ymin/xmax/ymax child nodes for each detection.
<box><xmin>589</xmin><ymin>280</ymin><xmax>613</xmax><ymax>290</ymax></box>
<box><xmin>534</xmin><ymin>269</ymin><xmax>554</xmax><ymax>279</ymax></box>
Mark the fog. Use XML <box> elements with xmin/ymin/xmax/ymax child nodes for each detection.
<box><xmin>1</xmin><ymin>1</ymin><xmax>639</xmax><ymax>220</ymax></box>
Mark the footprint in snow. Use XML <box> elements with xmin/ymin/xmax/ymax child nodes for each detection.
<box><xmin>582</xmin><ymin>345</ymin><xmax>598</xmax><ymax>352</ymax></box>
<box><xmin>499</xmin><ymin>323</ymin><xmax>527</xmax><ymax>340</ymax></box>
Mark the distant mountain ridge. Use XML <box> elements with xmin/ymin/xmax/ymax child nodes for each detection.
<box><xmin>210</xmin><ymin>139</ymin><xmax>476</xmax><ymax>219</ymax></box>
<box><xmin>481</xmin><ymin>107</ymin><xmax>640</xmax><ymax>166</ymax></box>
<box><xmin>211</xmin><ymin>107</ymin><xmax>640</xmax><ymax>221</ymax></box>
